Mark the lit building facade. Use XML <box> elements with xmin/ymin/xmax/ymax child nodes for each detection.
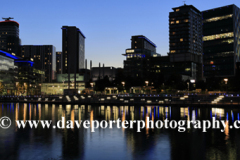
<box><xmin>0</xmin><ymin>18</ymin><xmax>20</xmax><ymax>55</ymax></box>
<box><xmin>20</xmin><ymin>45</ymin><xmax>56</xmax><ymax>82</ymax></box>
<box><xmin>0</xmin><ymin>50</ymin><xmax>44</xmax><ymax>95</ymax></box>
<box><xmin>15</xmin><ymin>60</ymin><xmax>45</xmax><ymax>95</ymax></box>
<box><xmin>169</xmin><ymin>4</ymin><xmax>202</xmax><ymax>80</ymax></box>
<box><xmin>0</xmin><ymin>50</ymin><xmax>18</xmax><ymax>94</ymax></box>
<box><xmin>202</xmin><ymin>4</ymin><xmax>240</xmax><ymax>77</ymax></box>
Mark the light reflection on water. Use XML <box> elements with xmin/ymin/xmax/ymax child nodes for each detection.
<box><xmin>0</xmin><ymin>103</ymin><xmax>239</xmax><ymax>160</ymax></box>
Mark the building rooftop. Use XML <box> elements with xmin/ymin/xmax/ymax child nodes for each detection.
<box><xmin>172</xmin><ymin>4</ymin><xmax>201</xmax><ymax>13</ymax></box>
<box><xmin>61</xmin><ymin>26</ymin><xmax>86</xmax><ymax>38</ymax></box>
<box><xmin>132</xmin><ymin>35</ymin><xmax>157</xmax><ymax>47</ymax></box>
<box><xmin>202</xmin><ymin>4</ymin><xmax>237</xmax><ymax>12</ymax></box>
<box><xmin>0</xmin><ymin>20</ymin><xmax>19</xmax><ymax>27</ymax></box>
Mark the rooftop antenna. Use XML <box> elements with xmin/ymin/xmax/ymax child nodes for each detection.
<box><xmin>183</xmin><ymin>1</ymin><xmax>186</xmax><ymax>5</ymax></box>
<box><xmin>2</xmin><ymin>17</ymin><xmax>14</xmax><ymax>21</ymax></box>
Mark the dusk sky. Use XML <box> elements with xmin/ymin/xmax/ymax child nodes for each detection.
<box><xmin>1</xmin><ymin>0</ymin><xmax>239</xmax><ymax>68</ymax></box>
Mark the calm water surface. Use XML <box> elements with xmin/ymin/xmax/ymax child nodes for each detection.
<box><xmin>0</xmin><ymin>103</ymin><xmax>240</xmax><ymax>160</ymax></box>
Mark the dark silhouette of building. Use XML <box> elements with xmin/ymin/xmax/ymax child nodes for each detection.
<box><xmin>91</xmin><ymin>65</ymin><xmax>117</xmax><ymax>81</ymax></box>
<box><xmin>20</xmin><ymin>45</ymin><xmax>56</xmax><ymax>82</ymax></box>
<box><xmin>61</xmin><ymin>26</ymin><xmax>85</xmax><ymax>89</ymax></box>
<box><xmin>56</xmin><ymin>51</ymin><xmax>62</xmax><ymax>74</ymax></box>
<box><xmin>169</xmin><ymin>4</ymin><xmax>203</xmax><ymax>80</ymax></box>
<box><xmin>61</xmin><ymin>26</ymin><xmax>85</xmax><ymax>73</ymax></box>
<box><xmin>0</xmin><ymin>17</ymin><xmax>20</xmax><ymax>55</ymax></box>
<box><xmin>202</xmin><ymin>4</ymin><xmax>240</xmax><ymax>78</ymax></box>
<box><xmin>123</xmin><ymin>35</ymin><xmax>160</xmax><ymax>79</ymax></box>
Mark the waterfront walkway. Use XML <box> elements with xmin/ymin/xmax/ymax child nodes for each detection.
<box><xmin>1</xmin><ymin>94</ymin><xmax>240</xmax><ymax>107</ymax></box>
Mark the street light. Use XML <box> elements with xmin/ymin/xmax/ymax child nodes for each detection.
<box><xmin>224</xmin><ymin>78</ymin><xmax>228</xmax><ymax>84</ymax></box>
<box><xmin>190</xmin><ymin>79</ymin><xmax>195</xmax><ymax>83</ymax></box>
<box><xmin>121</xmin><ymin>81</ymin><xmax>125</xmax><ymax>94</ymax></box>
<box><xmin>90</xmin><ymin>82</ymin><xmax>94</xmax><ymax>88</ymax></box>
<box><xmin>145</xmin><ymin>81</ymin><xmax>149</xmax><ymax>86</ymax></box>
<box><xmin>190</xmin><ymin>79</ymin><xmax>196</xmax><ymax>89</ymax></box>
<box><xmin>224</xmin><ymin>78</ymin><xmax>228</xmax><ymax>93</ymax></box>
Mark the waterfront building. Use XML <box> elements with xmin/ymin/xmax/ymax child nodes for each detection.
<box><xmin>123</xmin><ymin>35</ymin><xmax>160</xmax><ymax>79</ymax></box>
<box><xmin>61</xmin><ymin>26</ymin><xmax>85</xmax><ymax>73</ymax></box>
<box><xmin>15</xmin><ymin>59</ymin><xmax>44</xmax><ymax>95</ymax></box>
<box><xmin>169</xmin><ymin>4</ymin><xmax>203</xmax><ymax>80</ymax></box>
<box><xmin>61</xmin><ymin>26</ymin><xmax>85</xmax><ymax>89</ymax></box>
<box><xmin>0</xmin><ymin>50</ymin><xmax>44</xmax><ymax>95</ymax></box>
<box><xmin>202</xmin><ymin>4</ymin><xmax>240</xmax><ymax>77</ymax></box>
<box><xmin>41</xmin><ymin>82</ymin><xmax>85</xmax><ymax>95</ymax></box>
<box><xmin>0</xmin><ymin>50</ymin><xmax>18</xmax><ymax>94</ymax></box>
<box><xmin>91</xmin><ymin>65</ymin><xmax>117</xmax><ymax>81</ymax></box>
<box><xmin>20</xmin><ymin>45</ymin><xmax>56</xmax><ymax>82</ymax></box>
<box><xmin>0</xmin><ymin>17</ymin><xmax>20</xmax><ymax>55</ymax></box>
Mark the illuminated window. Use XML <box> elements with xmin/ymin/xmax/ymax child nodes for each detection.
<box><xmin>185</xmin><ymin>68</ymin><xmax>190</xmax><ymax>71</ymax></box>
<box><xmin>172</xmin><ymin>32</ymin><xmax>176</xmax><ymax>35</ymax></box>
<box><xmin>171</xmin><ymin>43</ymin><xmax>176</xmax><ymax>46</ymax></box>
<box><xmin>210</xmin><ymin>61</ymin><xmax>214</xmax><ymax>64</ymax></box>
<box><xmin>176</xmin><ymin>20</ymin><xmax>179</xmax><ymax>24</ymax></box>
<box><xmin>135</xmin><ymin>41</ymin><xmax>137</xmax><ymax>43</ymax></box>
<box><xmin>180</xmin><ymin>38</ymin><xmax>183</xmax><ymax>42</ymax></box>
<box><xmin>203</xmin><ymin>14</ymin><xmax>233</xmax><ymax>23</ymax></box>
<box><xmin>203</xmin><ymin>32</ymin><xmax>234</xmax><ymax>41</ymax></box>
<box><xmin>126</xmin><ymin>50</ymin><xmax>134</xmax><ymax>53</ymax></box>
<box><xmin>171</xmin><ymin>21</ymin><xmax>175</xmax><ymax>24</ymax></box>
<box><xmin>184</xmin><ymin>19</ymin><xmax>189</xmax><ymax>22</ymax></box>
<box><xmin>170</xmin><ymin>50</ymin><xmax>176</xmax><ymax>53</ymax></box>
<box><xmin>176</xmin><ymin>9</ymin><xmax>180</xmax><ymax>12</ymax></box>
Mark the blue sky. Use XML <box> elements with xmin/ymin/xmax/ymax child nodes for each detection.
<box><xmin>1</xmin><ymin>0</ymin><xmax>239</xmax><ymax>68</ymax></box>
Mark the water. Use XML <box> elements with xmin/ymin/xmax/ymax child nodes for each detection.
<box><xmin>0</xmin><ymin>103</ymin><xmax>240</xmax><ymax>160</ymax></box>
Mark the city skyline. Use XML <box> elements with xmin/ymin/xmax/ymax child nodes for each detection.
<box><xmin>1</xmin><ymin>0</ymin><xmax>240</xmax><ymax>68</ymax></box>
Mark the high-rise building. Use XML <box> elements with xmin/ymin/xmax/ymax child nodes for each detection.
<box><xmin>20</xmin><ymin>45</ymin><xmax>56</xmax><ymax>82</ymax></box>
<box><xmin>123</xmin><ymin>35</ymin><xmax>160</xmax><ymax>79</ymax></box>
<box><xmin>0</xmin><ymin>17</ymin><xmax>20</xmax><ymax>55</ymax></box>
<box><xmin>202</xmin><ymin>4</ymin><xmax>240</xmax><ymax>77</ymax></box>
<box><xmin>61</xmin><ymin>26</ymin><xmax>85</xmax><ymax>74</ymax></box>
<box><xmin>169</xmin><ymin>4</ymin><xmax>202</xmax><ymax>80</ymax></box>
<box><xmin>61</xmin><ymin>26</ymin><xmax>85</xmax><ymax>89</ymax></box>
<box><xmin>56</xmin><ymin>51</ymin><xmax>62</xmax><ymax>74</ymax></box>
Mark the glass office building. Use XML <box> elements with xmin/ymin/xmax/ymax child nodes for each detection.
<box><xmin>202</xmin><ymin>4</ymin><xmax>240</xmax><ymax>77</ymax></box>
